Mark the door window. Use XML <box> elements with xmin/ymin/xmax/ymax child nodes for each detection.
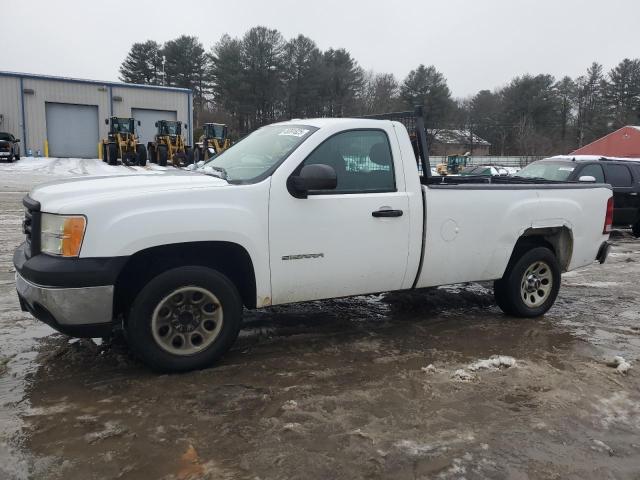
<box><xmin>579</xmin><ymin>164</ymin><xmax>605</xmax><ymax>183</ymax></box>
<box><xmin>300</xmin><ymin>130</ymin><xmax>395</xmax><ymax>193</ymax></box>
<box><xmin>604</xmin><ymin>164</ymin><xmax>632</xmax><ymax>187</ymax></box>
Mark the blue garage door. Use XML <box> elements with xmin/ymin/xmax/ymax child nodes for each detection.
<box><xmin>45</xmin><ymin>103</ymin><xmax>99</xmax><ymax>158</ymax></box>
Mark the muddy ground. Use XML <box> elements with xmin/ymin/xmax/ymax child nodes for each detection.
<box><xmin>1</xmin><ymin>164</ymin><xmax>639</xmax><ymax>479</ymax></box>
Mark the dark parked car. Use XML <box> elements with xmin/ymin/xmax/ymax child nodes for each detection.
<box><xmin>0</xmin><ymin>132</ymin><xmax>21</xmax><ymax>162</ymax></box>
<box><xmin>516</xmin><ymin>156</ymin><xmax>640</xmax><ymax>236</ymax></box>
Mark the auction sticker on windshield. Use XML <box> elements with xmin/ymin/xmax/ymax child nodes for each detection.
<box><xmin>278</xmin><ymin>128</ymin><xmax>309</xmax><ymax>137</ymax></box>
<box><xmin>558</xmin><ymin>167</ymin><xmax>574</xmax><ymax>171</ymax></box>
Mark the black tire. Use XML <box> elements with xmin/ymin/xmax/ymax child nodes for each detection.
<box><xmin>158</xmin><ymin>144</ymin><xmax>168</xmax><ymax>167</ymax></box>
<box><xmin>194</xmin><ymin>147</ymin><xmax>201</xmax><ymax>163</ymax></box>
<box><xmin>15</xmin><ymin>151</ymin><xmax>20</xmax><ymax>161</ymax></box>
<box><xmin>123</xmin><ymin>151</ymin><xmax>137</xmax><ymax>166</ymax></box>
<box><xmin>107</xmin><ymin>143</ymin><xmax>118</xmax><ymax>166</ymax></box>
<box><xmin>148</xmin><ymin>144</ymin><xmax>156</xmax><ymax>164</ymax></box>
<box><xmin>173</xmin><ymin>152</ymin><xmax>187</xmax><ymax>168</ymax></box>
<box><xmin>632</xmin><ymin>220</ymin><xmax>640</xmax><ymax>238</ymax></box>
<box><xmin>185</xmin><ymin>147</ymin><xmax>194</xmax><ymax>166</ymax></box>
<box><xmin>494</xmin><ymin>246</ymin><xmax>561</xmax><ymax>318</ymax></box>
<box><xmin>101</xmin><ymin>143</ymin><xmax>108</xmax><ymax>163</ymax></box>
<box><xmin>126</xmin><ymin>266</ymin><xmax>243</xmax><ymax>373</ymax></box>
<box><xmin>136</xmin><ymin>144</ymin><xmax>147</xmax><ymax>166</ymax></box>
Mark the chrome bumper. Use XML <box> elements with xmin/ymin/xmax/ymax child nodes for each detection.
<box><xmin>16</xmin><ymin>272</ymin><xmax>114</xmax><ymax>327</ymax></box>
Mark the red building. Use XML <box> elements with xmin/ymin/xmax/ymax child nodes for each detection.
<box><xmin>571</xmin><ymin>126</ymin><xmax>640</xmax><ymax>158</ymax></box>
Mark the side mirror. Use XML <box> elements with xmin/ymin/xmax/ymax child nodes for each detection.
<box><xmin>14</xmin><ymin>139</ymin><xmax>20</xmax><ymax>143</ymax></box>
<box><xmin>287</xmin><ymin>164</ymin><xmax>337</xmax><ymax>199</ymax></box>
<box><xmin>578</xmin><ymin>175</ymin><xmax>596</xmax><ymax>182</ymax></box>
<box><xmin>184</xmin><ymin>123</ymin><xmax>188</xmax><ymax>129</ymax></box>
<box><xmin>137</xmin><ymin>121</ymin><xmax>141</xmax><ymax>126</ymax></box>
<box><xmin>154</xmin><ymin>122</ymin><xmax>158</xmax><ymax>127</ymax></box>
<box><xmin>104</xmin><ymin>119</ymin><xmax>109</xmax><ymax>125</ymax></box>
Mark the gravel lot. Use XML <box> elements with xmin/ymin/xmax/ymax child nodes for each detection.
<box><xmin>1</xmin><ymin>159</ymin><xmax>639</xmax><ymax>479</ymax></box>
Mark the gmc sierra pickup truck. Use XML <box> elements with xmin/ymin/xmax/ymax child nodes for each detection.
<box><xmin>15</xmin><ymin>108</ymin><xmax>613</xmax><ymax>372</ymax></box>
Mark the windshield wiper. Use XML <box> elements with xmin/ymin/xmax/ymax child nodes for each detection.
<box><xmin>200</xmin><ymin>166</ymin><xmax>228</xmax><ymax>180</ymax></box>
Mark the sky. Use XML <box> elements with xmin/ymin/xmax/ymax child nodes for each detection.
<box><xmin>2</xmin><ymin>0</ymin><xmax>639</xmax><ymax>98</ymax></box>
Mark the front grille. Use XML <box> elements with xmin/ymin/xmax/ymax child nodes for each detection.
<box><xmin>22</xmin><ymin>196</ymin><xmax>41</xmax><ymax>258</ymax></box>
<box><xmin>0</xmin><ymin>145</ymin><xmax>10</xmax><ymax>152</ymax></box>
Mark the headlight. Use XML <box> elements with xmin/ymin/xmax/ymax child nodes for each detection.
<box><xmin>40</xmin><ymin>213</ymin><xmax>86</xmax><ymax>257</ymax></box>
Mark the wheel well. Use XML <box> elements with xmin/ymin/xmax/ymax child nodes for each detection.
<box><xmin>113</xmin><ymin>242</ymin><xmax>256</xmax><ymax>318</ymax></box>
<box><xmin>510</xmin><ymin>226</ymin><xmax>573</xmax><ymax>272</ymax></box>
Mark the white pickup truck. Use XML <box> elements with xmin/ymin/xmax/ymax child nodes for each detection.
<box><xmin>15</xmin><ymin>108</ymin><xmax>613</xmax><ymax>372</ymax></box>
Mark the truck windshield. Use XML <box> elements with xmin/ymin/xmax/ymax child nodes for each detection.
<box><xmin>201</xmin><ymin>125</ymin><xmax>317</xmax><ymax>183</ymax></box>
<box><xmin>515</xmin><ymin>162</ymin><xmax>575</xmax><ymax>181</ymax></box>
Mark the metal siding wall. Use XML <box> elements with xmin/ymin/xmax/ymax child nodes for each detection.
<box><xmin>1</xmin><ymin>73</ymin><xmax>191</xmax><ymax>158</ymax></box>
<box><xmin>22</xmin><ymin>78</ymin><xmax>109</xmax><ymax>155</ymax></box>
<box><xmin>0</xmin><ymin>76</ymin><xmax>23</xmax><ymax>143</ymax></box>
<box><xmin>112</xmin><ymin>86</ymin><xmax>190</xmax><ymax>143</ymax></box>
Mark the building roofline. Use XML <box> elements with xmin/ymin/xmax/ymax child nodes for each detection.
<box><xmin>571</xmin><ymin>125</ymin><xmax>638</xmax><ymax>154</ymax></box>
<box><xmin>0</xmin><ymin>70</ymin><xmax>192</xmax><ymax>94</ymax></box>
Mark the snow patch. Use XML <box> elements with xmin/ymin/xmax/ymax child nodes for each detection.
<box><xmin>606</xmin><ymin>356</ymin><xmax>631</xmax><ymax>374</ymax></box>
<box><xmin>468</xmin><ymin>355</ymin><xmax>516</xmax><ymax>371</ymax></box>
<box><xmin>451</xmin><ymin>369</ymin><xmax>475</xmax><ymax>382</ymax></box>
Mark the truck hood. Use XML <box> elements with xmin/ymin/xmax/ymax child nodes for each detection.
<box><xmin>30</xmin><ymin>170</ymin><xmax>229</xmax><ymax>212</ymax></box>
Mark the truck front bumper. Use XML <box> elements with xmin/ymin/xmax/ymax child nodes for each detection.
<box><xmin>16</xmin><ymin>272</ymin><xmax>115</xmax><ymax>337</ymax></box>
<box><xmin>13</xmin><ymin>242</ymin><xmax>127</xmax><ymax>338</ymax></box>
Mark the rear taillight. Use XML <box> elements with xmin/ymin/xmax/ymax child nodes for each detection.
<box><xmin>603</xmin><ymin>196</ymin><xmax>614</xmax><ymax>234</ymax></box>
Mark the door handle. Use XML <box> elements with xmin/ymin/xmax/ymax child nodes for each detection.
<box><xmin>372</xmin><ymin>209</ymin><xmax>403</xmax><ymax>218</ymax></box>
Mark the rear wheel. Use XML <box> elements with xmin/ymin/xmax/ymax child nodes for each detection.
<box><xmin>494</xmin><ymin>246</ymin><xmax>560</xmax><ymax>318</ymax></box>
<box><xmin>185</xmin><ymin>147</ymin><xmax>194</xmax><ymax>166</ymax></box>
<box><xmin>173</xmin><ymin>152</ymin><xmax>187</xmax><ymax>168</ymax></box>
<box><xmin>157</xmin><ymin>144</ymin><xmax>168</xmax><ymax>167</ymax></box>
<box><xmin>148</xmin><ymin>144</ymin><xmax>157</xmax><ymax>164</ymax></box>
<box><xmin>136</xmin><ymin>144</ymin><xmax>147</xmax><ymax>166</ymax></box>
<box><xmin>194</xmin><ymin>146</ymin><xmax>201</xmax><ymax>163</ymax></box>
<box><xmin>107</xmin><ymin>143</ymin><xmax>118</xmax><ymax>165</ymax></box>
<box><xmin>101</xmin><ymin>143</ymin><xmax>108</xmax><ymax>163</ymax></box>
<box><xmin>126</xmin><ymin>266</ymin><xmax>243</xmax><ymax>372</ymax></box>
<box><xmin>123</xmin><ymin>150</ymin><xmax>137</xmax><ymax>166</ymax></box>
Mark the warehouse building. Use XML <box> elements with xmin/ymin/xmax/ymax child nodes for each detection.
<box><xmin>0</xmin><ymin>71</ymin><xmax>192</xmax><ymax>158</ymax></box>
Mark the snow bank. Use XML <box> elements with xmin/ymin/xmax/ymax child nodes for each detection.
<box><xmin>0</xmin><ymin>157</ymin><xmax>173</xmax><ymax>177</ymax></box>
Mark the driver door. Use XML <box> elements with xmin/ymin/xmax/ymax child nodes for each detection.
<box><xmin>268</xmin><ymin>128</ymin><xmax>411</xmax><ymax>304</ymax></box>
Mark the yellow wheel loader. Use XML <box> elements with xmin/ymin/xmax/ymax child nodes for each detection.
<box><xmin>101</xmin><ymin>117</ymin><xmax>147</xmax><ymax>166</ymax></box>
<box><xmin>147</xmin><ymin>120</ymin><xmax>193</xmax><ymax>167</ymax></box>
<box><xmin>193</xmin><ymin>123</ymin><xmax>231</xmax><ymax>162</ymax></box>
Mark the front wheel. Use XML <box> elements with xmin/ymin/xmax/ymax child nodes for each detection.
<box><xmin>494</xmin><ymin>246</ymin><xmax>560</xmax><ymax>318</ymax></box>
<box><xmin>157</xmin><ymin>144</ymin><xmax>168</xmax><ymax>167</ymax></box>
<box><xmin>136</xmin><ymin>144</ymin><xmax>147</xmax><ymax>166</ymax></box>
<box><xmin>126</xmin><ymin>266</ymin><xmax>243</xmax><ymax>372</ymax></box>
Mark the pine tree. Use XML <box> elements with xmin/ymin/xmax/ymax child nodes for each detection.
<box><xmin>119</xmin><ymin>41</ymin><xmax>163</xmax><ymax>85</ymax></box>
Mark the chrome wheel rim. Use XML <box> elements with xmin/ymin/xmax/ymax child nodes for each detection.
<box><xmin>520</xmin><ymin>261</ymin><xmax>553</xmax><ymax>308</ymax></box>
<box><xmin>151</xmin><ymin>286</ymin><xmax>223</xmax><ymax>355</ymax></box>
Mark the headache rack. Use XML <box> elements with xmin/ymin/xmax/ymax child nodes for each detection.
<box><xmin>362</xmin><ymin>106</ymin><xmax>585</xmax><ymax>186</ymax></box>
<box><xmin>362</xmin><ymin>105</ymin><xmax>432</xmax><ymax>179</ymax></box>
